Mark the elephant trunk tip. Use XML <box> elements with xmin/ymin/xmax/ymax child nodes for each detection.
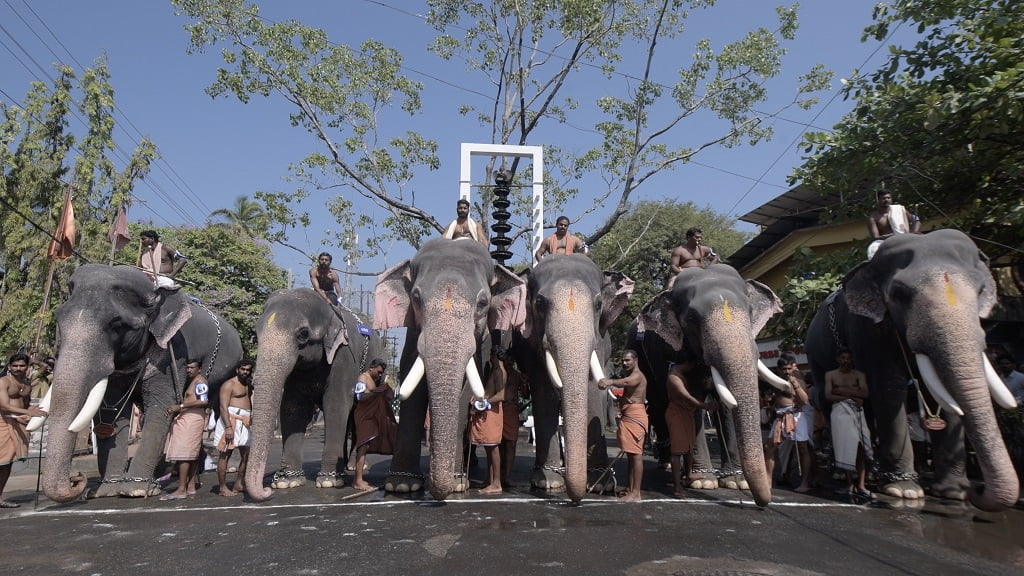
<box><xmin>969</xmin><ymin>482</ymin><xmax>1019</xmax><ymax>513</ymax></box>
<box><xmin>247</xmin><ymin>486</ymin><xmax>273</xmax><ymax>502</ymax></box>
<box><xmin>44</xmin><ymin>474</ymin><xmax>88</xmax><ymax>503</ymax></box>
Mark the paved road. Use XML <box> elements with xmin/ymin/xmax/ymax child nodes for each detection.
<box><xmin>3</xmin><ymin>427</ymin><xmax>1023</xmax><ymax>575</ymax></box>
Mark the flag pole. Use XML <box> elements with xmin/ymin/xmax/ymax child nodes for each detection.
<box><xmin>33</xmin><ymin>185</ymin><xmax>72</xmax><ymax>352</ymax></box>
<box><xmin>107</xmin><ymin>205</ymin><xmax>120</xmax><ymax>265</ymax></box>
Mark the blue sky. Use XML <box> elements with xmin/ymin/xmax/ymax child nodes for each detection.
<box><xmin>1</xmin><ymin>1</ymin><xmax>916</xmax><ymax>295</ymax></box>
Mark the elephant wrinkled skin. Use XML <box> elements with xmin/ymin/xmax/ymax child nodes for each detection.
<box><xmin>245</xmin><ymin>288</ymin><xmax>383</xmax><ymax>501</ymax></box>
<box><xmin>805</xmin><ymin>229</ymin><xmax>1019</xmax><ymax>511</ymax></box>
<box><xmin>41</xmin><ymin>265</ymin><xmax>242</xmax><ymax>502</ymax></box>
<box><xmin>374</xmin><ymin>238</ymin><xmax>525</xmax><ymax>501</ymax></box>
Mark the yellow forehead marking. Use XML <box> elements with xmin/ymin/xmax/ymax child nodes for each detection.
<box><xmin>723</xmin><ymin>299</ymin><xmax>733</xmax><ymax>323</ymax></box>
<box><xmin>266</xmin><ymin>312</ymin><xmax>276</xmax><ymax>328</ymax></box>
<box><xmin>568</xmin><ymin>290</ymin><xmax>576</xmax><ymax>312</ymax></box>
<box><xmin>445</xmin><ymin>296</ymin><xmax>452</xmax><ymax>312</ymax></box>
<box><xmin>944</xmin><ymin>273</ymin><xmax>958</xmax><ymax>307</ymax></box>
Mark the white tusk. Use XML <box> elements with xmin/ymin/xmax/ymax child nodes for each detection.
<box><xmin>398</xmin><ymin>356</ymin><xmax>425</xmax><ymax>401</ymax></box>
<box><xmin>983</xmin><ymin>354</ymin><xmax>1018</xmax><ymax>409</ymax></box>
<box><xmin>545</xmin><ymin>349</ymin><xmax>564</xmax><ymax>389</ymax></box>
<box><xmin>26</xmin><ymin>385</ymin><xmax>52</xmax><ymax>432</ymax></box>
<box><xmin>758</xmin><ymin>359</ymin><xmax>792</xmax><ymax>393</ymax></box>
<box><xmin>69</xmin><ymin>377</ymin><xmax>108</xmax><ymax>433</ymax></box>
<box><xmin>590</xmin><ymin>350</ymin><xmax>606</xmax><ymax>382</ymax></box>
<box><xmin>710</xmin><ymin>366</ymin><xmax>738</xmax><ymax>409</ymax></box>
<box><xmin>914</xmin><ymin>354</ymin><xmax>964</xmax><ymax>417</ymax></box>
<box><xmin>466</xmin><ymin>358</ymin><xmax>486</xmax><ymax>399</ymax></box>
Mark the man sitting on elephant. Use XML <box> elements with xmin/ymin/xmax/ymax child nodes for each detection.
<box><xmin>138</xmin><ymin>230</ymin><xmax>187</xmax><ymax>288</ymax></box>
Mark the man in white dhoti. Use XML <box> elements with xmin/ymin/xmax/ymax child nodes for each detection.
<box><xmin>867</xmin><ymin>189</ymin><xmax>921</xmax><ymax>259</ymax></box>
<box><xmin>825</xmin><ymin>350</ymin><xmax>873</xmax><ymax>499</ymax></box>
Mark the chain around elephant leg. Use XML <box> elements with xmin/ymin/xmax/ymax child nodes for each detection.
<box><xmin>271</xmin><ymin>468</ymin><xmax>307</xmax><ymax>489</ymax></box>
<box><xmin>876</xmin><ymin>470</ymin><xmax>925</xmax><ymax>499</ymax></box>
<box><xmin>89</xmin><ymin>476</ymin><xmax>160</xmax><ymax>499</ymax></box>
<box><xmin>687</xmin><ymin>466</ymin><xmax>720</xmax><ymax>490</ymax></box>
<box><xmin>315</xmin><ymin>471</ymin><xmax>345</xmax><ymax>489</ymax></box>
<box><xmin>384</xmin><ymin>469</ymin><xmax>424</xmax><ymax>493</ymax></box>
<box><xmin>531</xmin><ymin>464</ymin><xmax>566</xmax><ymax>492</ymax></box>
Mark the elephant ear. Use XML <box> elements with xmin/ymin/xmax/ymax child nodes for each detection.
<box><xmin>843</xmin><ymin>261</ymin><xmax>886</xmax><ymax>323</ymax></box>
<box><xmin>745</xmin><ymin>280</ymin><xmax>783</xmax><ymax>335</ymax></box>
<box><xmin>151</xmin><ymin>286</ymin><xmax>193</xmax><ymax>349</ymax></box>
<box><xmin>637</xmin><ymin>291</ymin><xmax>683</xmax><ymax>351</ymax></box>
<box><xmin>373</xmin><ymin>260</ymin><xmax>414</xmax><ymax>330</ymax></box>
<box><xmin>971</xmin><ymin>248</ymin><xmax>998</xmax><ymax>318</ymax></box>
<box><xmin>323</xmin><ymin>310</ymin><xmax>350</xmax><ymax>365</ymax></box>
<box><xmin>599</xmin><ymin>271</ymin><xmax>635</xmax><ymax>336</ymax></box>
<box><xmin>489</xmin><ymin>264</ymin><xmax>527</xmax><ymax>331</ymax></box>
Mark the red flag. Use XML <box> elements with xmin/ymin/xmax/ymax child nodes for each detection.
<box><xmin>107</xmin><ymin>205</ymin><xmax>130</xmax><ymax>252</ymax></box>
<box><xmin>46</xmin><ymin>187</ymin><xmax>76</xmax><ymax>260</ymax></box>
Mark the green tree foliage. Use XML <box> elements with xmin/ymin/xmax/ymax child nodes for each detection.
<box><xmin>209</xmin><ymin>195</ymin><xmax>268</xmax><ymax>239</ymax></box>
<box><xmin>794</xmin><ymin>0</ymin><xmax>1024</xmax><ymax>259</ymax></box>
<box><xmin>0</xmin><ymin>58</ymin><xmax>157</xmax><ymax>355</ymax></box>
<box><xmin>154</xmin><ymin>225</ymin><xmax>287</xmax><ymax>352</ymax></box>
<box><xmin>588</xmin><ymin>199</ymin><xmax>750</xmax><ymax>351</ymax></box>
<box><xmin>173</xmin><ymin>0</ymin><xmax>830</xmax><ymax>260</ymax></box>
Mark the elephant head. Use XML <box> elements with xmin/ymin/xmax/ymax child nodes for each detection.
<box><xmin>42</xmin><ymin>264</ymin><xmax>193</xmax><ymax>502</ymax></box>
<box><xmin>519</xmin><ymin>254</ymin><xmax>634</xmax><ymax>502</ymax></box>
<box><xmin>374</xmin><ymin>238</ymin><xmax>526</xmax><ymax>500</ymax></box>
<box><xmin>638</xmin><ymin>264</ymin><xmax>783</xmax><ymax>507</ymax></box>
<box><xmin>843</xmin><ymin>229</ymin><xmax>1018</xmax><ymax>511</ymax></box>
<box><xmin>245</xmin><ymin>288</ymin><xmax>356</xmax><ymax>501</ymax></box>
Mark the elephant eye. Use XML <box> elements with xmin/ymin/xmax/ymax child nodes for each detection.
<box><xmin>534</xmin><ymin>295</ymin><xmax>550</xmax><ymax>313</ymax></box>
<box><xmin>296</xmin><ymin>327</ymin><xmax>311</xmax><ymax>345</ymax></box>
<box><xmin>411</xmin><ymin>289</ymin><xmax>423</xmax><ymax>309</ymax></box>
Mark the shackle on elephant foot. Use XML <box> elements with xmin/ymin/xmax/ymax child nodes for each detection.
<box><xmin>271</xmin><ymin>469</ymin><xmax>307</xmax><ymax>489</ymax></box>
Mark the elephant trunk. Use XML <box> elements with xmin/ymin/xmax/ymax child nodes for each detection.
<box><xmin>421</xmin><ymin>331</ymin><xmax>477</xmax><ymax>501</ymax></box>
<box><xmin>43</xmin><ymin>336</ymin><xmax>114</xmax><ymax>502</ymax></box>
<box><xmin>245</xmin><ymin>336</ymin><xmax>296</xmax><ymax>501</ymax></box>
<box><xmin>703</xmin><ymin>316</ymin><xmax>772</xmax><ymax>507</ymax></box>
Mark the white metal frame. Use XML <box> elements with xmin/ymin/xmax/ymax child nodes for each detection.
<box><xmin>459</xmin><ymin>143</ymin><xmax>544</xmax><ymax>264</ymax></box>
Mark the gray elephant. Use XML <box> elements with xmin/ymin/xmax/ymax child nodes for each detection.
<box><xmin>373</xmin><ymin>238</ymin><xmax>526</xmax><ymax>500</ymax></box>
<box><xmin>244</xmin><ymin>288</ymin><xmax>383</xmax><ymax>501</ymax></box>
<box><xmin>804</xmin><ymin>229</ymin><xmax>1019</xmax><ymax>511</ymax></box>
<box><xmin>38</xmin><ymin>264</ymin><xmax>243</xmax><ymax>502</ymax></box>
<box><xmin>511</xmin><ymin>254</ymin><xmax>633</xmax><ymax>503</ymax></box>
<box><xmin>636</xmin><ymin>264</ymin><xmax>789</xmax><ymax>507</ymax></box>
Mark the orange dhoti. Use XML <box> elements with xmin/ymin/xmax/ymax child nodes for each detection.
<box><xmin>355</xmin><ymin>390</ymin><xmax>398</xmax><ymax>455</ymax></box>
<box><xmin>665</xmin><ymin>402</ymin><xmax>696</xmax><ymax>455</ymax></box>
<box><xmin>0</xmin><ymin>415</ymin><xmax>29</xmax><ymax>466</ymax></box>
<box><xmin>165</xmin><ymin>408</ymin><xmax>206</xmax><ymax>461</ymax></box>
<box><xmin>468</xmin><ymin>402</ymin><xmax>503</xmax><ymax>446</ymax></box>
<box><xmin>501</xmin><ymin>401</ymin><xmax>519</xmax><ymax>443</ymax></box>
<box><xmin>617</xmin><ymin>403</ymin><xmax>648</xmax><ymax>455</ymax></box>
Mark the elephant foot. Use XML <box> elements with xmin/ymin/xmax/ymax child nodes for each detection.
<box><xmin>530</xmin><ymin>465</ymin><xmax>566</xmax><ymax>492</ymax></box>
<box><xmin>877</xmin><ymin>471</ymin><xmax>926</xmax><ymax>500</ymax></box>
<box><xmin>924</xmin><ymin>477</ymin><xmax>969</xmax><ymax>502</ymax></box>
<box><xmin>686</xmin><ymin>468</ymin><xmax>719</xmax><ymax>490</ymax></box>
<box><xmin>315</xmin><ymin>472</ymin><xmax>345</xmax><ymax>489</ymax></box>
<box><xmin>586</xmin><ymin>467</ymin><xmax>616</xmax><ymax>494</ymax></box>
<box><xmin>384</xmin><ymin>470</ymin><xmax>424</xmax><ymax>494</ymax></box>
<box><xmin>271</xmin><ymin>469</ymin><xmax>307</xmax><ymax>489</ymax></box>
<box><xmin>88</xmin><ymin>477</ymin><xmax>161</xmax><ymax>499</ymax></box>
<box><xmin>718</xmin><ymin>472</ymin><xmax>748</xmax><ymax>491</ymax></box>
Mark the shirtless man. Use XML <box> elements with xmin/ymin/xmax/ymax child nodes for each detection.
<box><xmin>138</xmin><ymin>230</ymin><xmax>187</xmax><ymax>288</ymax></box>
<box><xmin>161</xmin><ymin>360</ymin><xmax>210</xmax><ymax>500</ymax></box>
<box><xmin>599</xmin><ymin>349</ymin><xmax>648</xmax><ymax>502</ymax></box>
<box><xmin>535</xmin><ymin>215</ymin><xmax>585</xmax><ymax>261</ymax></box>
<box><xmin>763</xmin><ymin>356</ymin><xmax>811</xmax><ymax>491</ymax></box>
<box><xmin>442</xmin><ymin>198</ymin><xmax>488</xmax><ymax>247</ymax></box>
<box><xmin>351</xmin><ymin>359</ymin><xmax>393</xmax><ymax>491</ymax></box>
<box><xmin>867</xmin><ymin>189</ymin><xmax>920</xmax><ymax>258</ymax></box>
<box><xmin>666</xmin><ymin>227</ymin><xmax>719</xmax><ymax>289</ymax></box>
<box><xmin>825</xmin><ymin>350</ymin><xmax>872</xmax><ymax>498</ymax></box>
<box><xmin>214</xmin><ymin>359</ymin><xmax>254</xmax><ymax>496</ymax></box>
<box><xmin>665</xmin><ymin>360</ymin><xmax>718</xmax><ymax>497</ymax></box>
<box><xmin>0</xmin><ymin>354</ymin><xmax>47</xmax><ymax>508</ymax></box>
<box><xmin>309</xmin><ymin>252</ymin><xmax>341</xmax><ymax>305</ymax></box>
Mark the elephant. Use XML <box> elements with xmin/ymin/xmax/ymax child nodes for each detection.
<box><xmin>804</xmin><ymin>229</ymin><xmax>1019</xmax><ymax>511</ymax></box>
<box><xmin>373</xmin><ymin>238</ymin><xmax>526</xmax><ymax>501</ymax></box>
<box><xmin>510</xmin><ymin>254</ymin><xmax>634</xmax><ymax>503</ymax></box>
<box><xmin>633</xmin><ymin>264</ymin><xmax>789</xmax><ymax>507</ymax></box>
<box><xmin>244</xmin><ymin>288</ymin><xmax>383</xmax><ymax>501</ymax></box>
<box><xmin>37</xmin><ymin>264</ymin><xmax>243</xmax><ymax>502</ymax></box>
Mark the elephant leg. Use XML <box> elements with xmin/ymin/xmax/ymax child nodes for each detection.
<box><xmin>585</xmin><ymin>397</ymin><xmax>614</xmax><ymax>494</ymax></box>
<box><xmin>925</xmin><ymin>412</ymin><xmax>969</xmax><ymax>501</ymax></box>
<box><xmin>688</xmin><ymin>400</ymin><xmax>719</xmax><ymax>490</ymax></box>
<box><xmin>716</xmin><ymin>408</ymin><xmax>748</xmax><ymax>491</ymax></box>
<box><xmin>89</xmin><ymin>408</ymin><xmax>133</xmax><ymax>498</ymax></box>
<box><xmin>531</xmin><ymin>380</ymin><xmax>565</xmax><ymax>491</ymax></box>
<box><xmin>272</xmin><ymin>394</ymin><xmax>315</xmax><ymax>489</ymax></box>
<box><xmin>873</xmin><ymin>377</ymin><xmax>925</xmax><ymax>499</ymax></box>
<box><xmin>103</xmin><ymin>375</ymin><xmax>174</xmax><ymax>498</ymax></box>
<box><xmin>384</xmin><ymin>384</ymin><xmax>426</xmax><ymax>493</ymax></box>
<box><xmin>316</xmin><ymin>384</ymin><xmax>352</xmax><ymax>489</ymax></box>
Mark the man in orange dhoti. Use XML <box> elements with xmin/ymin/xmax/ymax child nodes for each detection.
<box><xmin>352</xmin><ymin>359</ymin><xmax>395</xmax><ymax>491</ymax></box>
<box><xmin>161</xmin><ymin>360</ymin><xmax>210</xmax><ymax>500</ymax></box>
<box><xmin>599</xmin><ymin>349</ymin><xmax>648</xmax><ymax>502</ymax></box>
<box><xmin>0</xmin><ymin>354</ymin><xmax>46</xmax><ymax>508</ymax></box>
<box><xmin>469</xmin><ymin>349</ymin><xmax>510</xmax><ymax>495</ymax></box>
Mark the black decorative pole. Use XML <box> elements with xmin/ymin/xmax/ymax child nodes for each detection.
<box><xmin>489</xmin><ymin>169</ymin><xmax>513</xmax><ymax>265</ymax></box>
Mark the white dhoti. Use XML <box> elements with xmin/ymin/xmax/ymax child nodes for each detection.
<box><xmin>830</xmin><ymin>400</ymin><xmax>873</xmax><ymax>472</ymax></box>
<box><xmin>214</xmin><ymin>406</ymin><xmax>252</xmax><ymax>449</ymax></box>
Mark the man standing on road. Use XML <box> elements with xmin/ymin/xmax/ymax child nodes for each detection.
<box><xmin>214</xmin><ymin>359</ymin><xmax>254</xmax><ymax>496</ymax></box>
<box><xmin>161</xmin><ymin>360</ymin><xmax>209</xmax><ymax>500</ymax></box>
<box><xmin>599</xmin><ymin>349</ymin><xmax>648</xmax><ymax>502</ymax></box>
<box><xmin>0</xmin><ymin>354</ymin><xmax>47</xmax><ymax>508</ymax></box>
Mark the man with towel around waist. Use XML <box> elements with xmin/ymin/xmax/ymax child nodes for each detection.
<box><xmin>599</xmin><ymin>349</ymin><xmax>648</xmax><ymax>502</ymax></box>
<box><xmin>162</xmin><ymin>360</ymin><xmax>210</xmax><ymax>500</ymax></box>
<box><xmin>825</xmin><ymin>350</ymin><xmax>873</xmax><ymax>499</ymax></box>
<box><xmin>867</xmin><ymin>188</ymin><xmax>921</xmax><ymax>259</ymax></box>
<box><xmin>214</xmin><ymin>359</ymin><xmax>254</xmax><ymax>496</ymax></box>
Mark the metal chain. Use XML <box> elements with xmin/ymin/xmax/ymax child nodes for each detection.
<box><xmin>272</xmin><ymin>469</ymin><xmax>306</xmax><ymax>481</ymax></box>
<box><xmin>100</xmin><ymin>477</ymin><xmax>155</xmax><ymax>484</ymax></box>
<box><xmin>190</xmin><ymin>297</ymin><xmax>223</xmax><ymax>378</ymax></box>
<box><xmin>877</xmin><ymin>470</ymin><xmax>919</xmax><ymax>483</ymax></box>
<box><xmin>827</xmin><ymin>292</ymin><xmax>848</xmax><ymax>351</ymax></box>
<box><xmin>387</xmin><ymin>470</ymin><xmax>424</xmax><ymax>480</ymax></box>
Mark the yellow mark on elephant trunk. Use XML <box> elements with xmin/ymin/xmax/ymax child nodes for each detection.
<box><xmin>568</xmin><ymin>288</ymin><xmax>576</xmax><ymax>312</ymax></box>
<box><xmin>944</xmin><ymin>273</ymin><xmax>958</xmax><ymax>307</ymax></box>
<box><xmin>265</xmin><ymin>312</ymin><xmax>276</xmax><ymax>329</ymax></box>
<box><xmin>444</xmin><ymin>286</ymin><xmax>453</xmax><ymax>312</ymax></box>
<box><xmin>722</xmin><ymin>299</ymin><xmax>733</xmax><ymax>323</ymax></box>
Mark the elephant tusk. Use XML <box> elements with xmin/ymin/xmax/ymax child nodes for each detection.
<box><xmin>983</xmin><ymin>354</ymin><xmax>1018</xmax><ymax>409</ymax></box>
<box><xmin>914</xmin><ymin>354</ymin><xmax>964</xmax><ymax>417</ymax></box>
<box><xmin>545</xmin><ymin>349</ymin><xmax>564</xmax><ymax>389</ymax></box>
<box><xmin>710</xmin><ymin>366</ymin><xmax>738</xmax><ymax>409</ymax></box>
<box><xmin>26</xmin><ymin>385</ymin><xmax>52</xmax><ymax>432</ymax></box>
<box><xmin>466</xmin><ymin>357</ymin><xmax>486</xmax><ymax>399</ymax></box>
<box><xmin>758</xmin><ymin>359</ymin><xmax>792</xmax><ymax>393</ymax></box>
<box><xmin>398</xmin><ymin>356</ymin><xmax>425</xmax><ymax>401</ymax></box>
<box><xmin>590</xmin><ymin>350</ymin><xmax>606</xmax><ymax>382</ymax></box>
<box><xmin>69</xmin><ymin>377</ymin><xmax>109</xmax><ymax>433</ymax></box>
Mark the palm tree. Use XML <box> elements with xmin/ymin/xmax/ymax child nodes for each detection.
<box><xmin>210</xmin><ymin>195</ymin><xmax>266</xmax><ymax>239</ymax></box>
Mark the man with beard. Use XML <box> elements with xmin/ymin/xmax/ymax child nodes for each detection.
<box><xmin>0</xmin><ymin>354</ymin><xmax>47</xmax><ymax>508</ymax></box>
<box><xmin>214</xmin><ymin>360</ymin><xmax>254</xmax><ymax>496</ymax></box>
<box><xmin>309</xmin><ymin>252</ymin><xmax>342</xmax><ymax>305</ymax></box>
